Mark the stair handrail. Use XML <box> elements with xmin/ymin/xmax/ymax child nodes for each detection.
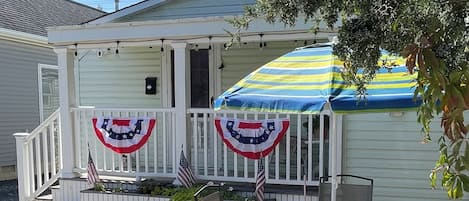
<box><xmin>14</xmin><ymin>108</ymin><xmax>61</xmax><ymax>201</ymax></box>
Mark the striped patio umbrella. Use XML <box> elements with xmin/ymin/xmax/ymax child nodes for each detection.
<box><xmin>213</xmin><ymin>44</ymin><xmax>420</xmax><ymax>201</ymax></box>
<box><xmin>214</xmin><ymin>44</ymin><xmax>420</xmax><ymax>114</ymax></box>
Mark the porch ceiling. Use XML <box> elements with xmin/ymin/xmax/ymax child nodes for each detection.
<box><xmin>47</xmin><ymin>16</ymin><xmax>337</xmax><ymax>48</ymax></box>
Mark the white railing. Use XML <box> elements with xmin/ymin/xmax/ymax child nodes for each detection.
<box><xmin>15</xmin><ymin>109</ymin><xmax>61</xmax><ymax>201</ymax></box>
<box><xmin>188</xmin><ymin>108</ymin><xmax>331</xmax><ymax>186</ymax></box>
<box><xmin>72</xmin><ymin>107</ymin><xmax>177</xmax><ymax>179</ymax></box>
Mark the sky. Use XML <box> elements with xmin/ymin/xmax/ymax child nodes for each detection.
<box><xmin>74</xmin><ymin>0</ymin><xmax>144</xmax><ymax>12</ymax></box>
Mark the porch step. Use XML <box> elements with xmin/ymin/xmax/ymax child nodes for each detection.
<box><xmin>35</xmin><ymin>193</ymin><xmax>53</xmax><ymax>201</ymax></box>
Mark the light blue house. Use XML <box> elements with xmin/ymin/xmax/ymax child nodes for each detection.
<box><xmin>14</xmin><ymin>0</ymin><xmax>456</xmax><ymax>200</ymax></box>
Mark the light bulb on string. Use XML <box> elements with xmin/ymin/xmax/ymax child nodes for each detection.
<box><xmin>208</xmin><ymin>36</ymin><xmax>212</xmax><ymax>50</ymax></box>
<box><xmin>160</xmin><ymin>39</ymin><xmax>165</xmax><ymax>52</ymax></box>
<box><xmin>259</xmin><ymin>33</ymin><xmax>264</xmax><ymax>50</ymax></box>
<box><xmin>115</xmin><ymin>41</ymin><xmax>120</xmax><ymax>55</ymax></box>
<box><xmin>74</xmin><ymin>44</ymin><xmax>78</xmax><ymax>56</ymax></box>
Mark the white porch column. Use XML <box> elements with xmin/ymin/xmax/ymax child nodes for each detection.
<box><xmin>54</xmin><ymin>48</ymin><xmax>77</xmax><ymax>178</ymax></box>
<box><xmin>171</xmin><ymin>42</ymin><xmax>191</xmax><ymax>156</ymax></box>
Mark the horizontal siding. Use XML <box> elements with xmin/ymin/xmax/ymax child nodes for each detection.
<box><xmin>78</xmin><ymin>47</ymin><xmax>162</xmax><ymax>108</ymax></box>
<box><xmin>0</xmin><ymin>39</ymin><xmax>56</xmax><ymax>166</ymax></box>
<box><xmin>221</xmin><ymin>41</ymin><xmax>303</xmax><ymax>92</ymax></box>
<box><xmin>116</xmin><ymin>0</ymin><xmax>255</xmax><ymax>22</ymax></box>
<box><xmin>342</xmin><ymin>112</ymin><xmax>468</xmax><ymax>201</ymax></box>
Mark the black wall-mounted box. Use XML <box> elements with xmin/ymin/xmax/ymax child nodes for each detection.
<box><xmin>145</xmin><ymin>77</ymin><xmax>157</xmax><ymax>95</ymax></box>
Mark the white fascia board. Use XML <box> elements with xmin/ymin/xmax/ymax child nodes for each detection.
<box><xmin>0</xmin><ymin>28</ymin><xmax>50</xmax><ymax>48</ymax></box>
<box><xmin>48</xmin><ymin>16</ymin><xmax>335</xmax><ymax>46</ymax></box>
<box><xmin>87</xmin><ymin>0</ymin><xmax>168</xmax><ymax>25</ymax></box>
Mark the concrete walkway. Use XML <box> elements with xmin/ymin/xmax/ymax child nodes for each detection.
<box><xmin>0</xmin><ymin>179</ymin><xmax>18</xmax><ymax>201</ymax></box>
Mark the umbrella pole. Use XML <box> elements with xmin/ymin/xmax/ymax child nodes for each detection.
<box><xmin>330</xmin><ymin>113</ymin><xmax>337</xmax><ymax>201</ymax></box>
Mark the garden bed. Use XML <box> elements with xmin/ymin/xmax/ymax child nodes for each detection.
<box><xmin>79</xmin><ymin>180</ymin><xmax>248</xmax><ymax>201</ymax></box>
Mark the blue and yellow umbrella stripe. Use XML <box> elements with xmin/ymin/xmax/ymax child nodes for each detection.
<box><xmin>214</xmin><ymin>45</ymin><xmax>420</xmax><ymax>114</ymax></box>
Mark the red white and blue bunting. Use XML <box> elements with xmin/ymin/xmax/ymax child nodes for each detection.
<box><xmin>214</xmin><ymin>117</ymin><xmax>289</xmax><ymax>159</ymax></box>
<box><xmin>92</xmin><ymin>117</ymin><xmax>156</xmax><ymax>154</ymax></box>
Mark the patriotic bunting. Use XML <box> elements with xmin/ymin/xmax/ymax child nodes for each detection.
<box><xmin>214</xmin><ymin>117</ymin><xmax>289</xmax><ymax>159</ymax></box>
<box><xmin>92</xmin><ymin>117</ymin><xmax>156</xmax><ymax>154</ymax></box>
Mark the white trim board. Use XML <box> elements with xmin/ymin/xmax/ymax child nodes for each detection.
<box><xmin>48</xmin><ymin>16</ymin><xmax>337</xmax><ymax>46</ymax></box>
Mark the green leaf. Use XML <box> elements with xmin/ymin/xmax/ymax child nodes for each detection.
<box><xmin>430</xmin><ymin>171</ymin><xmax>437</xmax><ymax>189</ymax></box>
<box><xmin>459</xmin><ymin>174</ymin><xmax>469</xmax><ymax>192</ymax></box>
<box><xmin>452</xmin><ymin>140</ymin><xmax>463</xmax><ymax>155</ymax></box>
<box><xmin>464</xmin><ymin>142</ymin><xmax>469</xmax><ymax>168</ymax></box>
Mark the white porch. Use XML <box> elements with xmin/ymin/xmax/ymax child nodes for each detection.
<box><xmin>13</xmin><ymin>16</ymin><xmax>340</xmax><ymax>201</ymax></box>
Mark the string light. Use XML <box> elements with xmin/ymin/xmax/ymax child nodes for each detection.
<box><xmin>74</xmin><ymin>44</ymin><xmax>78</xmax><ymax>56</ymax></box>
<box><xmin>259</xmin><ymin>33</ymin><xmax>264</xmax><ymax>50</ymax></box>
<box><xmin>160</xmin><ymin>39</ymin><xmax>165</xmax><ymax>52</ymax></box>
<box><xmin>208</xmin><ymin>36</ymin><xmax>212</xmax><ymax>50</ymax></box>
<box><xmin>115</xmin><ymin>41</ymin><xmax>120</xmax><ymax>55</ymax></box>
<box><xmin>304</xmin><ymin>40</ymin><xmax>308</xmax><ymax>46</ymax></box>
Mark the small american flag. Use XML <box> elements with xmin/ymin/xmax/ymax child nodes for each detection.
<box><xmin>87</xmin><ymin>150</ymin><xmax>99</xmax><ymax>184</ymax></box>
<box><xmin>255</xmin><ymin>159</ymin><xmax>265</xmax><ymax>201</ymax></box>
<box><xmin>177</xmin><ymin>149</ymin><xmax>196</xmax><ymax>188</ymax></box>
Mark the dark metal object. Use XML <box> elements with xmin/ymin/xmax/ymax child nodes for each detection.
<box><xmin>319</xmin><ymin>174</ymin><xmax>373</xmax><ymax>201</ymax></box>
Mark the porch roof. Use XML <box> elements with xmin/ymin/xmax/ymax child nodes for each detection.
<box><xmin>47</xmin><ymin>16</ymin><xmax>337</xmax><ymax>48</ymax></box>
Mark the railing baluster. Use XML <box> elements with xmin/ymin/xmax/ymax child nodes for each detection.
<box><xmin>35</xmin><ymin>136</ymin><xmax>43</xmax><ymax>189</ymax></box>
<box><xmin>154</xmin><ymin>112</ymin><xmax>159</xmax><ymax>173</ymax></box>
<box><xmin>102</xmin><ymin>111</ymin><xmax>108</xmax><ymax>171</ymax></box>
<box><xmin>74</xmin><ymin>110</ymin><xmax>81</xmax><ymax>170</ymax></box>
<box><xmin>163</xmin><ymin>112</ymin><xmax>168</xmax><ymax>174</ymax></box>
<box><xmin>223</xmin><ymin>113</ymin><xmax>228</xmax><ymax>177</ymax></box>
<box><xmin>29</xmin><ymin>142</ymin><xmax>34</xmax><ymax>193</ymax></box>
<box><xmin>307</xmin><ymin>115</ymin><xmax>313</xmax><ymax>181</ymax></box>
<box><xmin>264</xmin><ymin>113</ymin><xmax>269</xmax><ymax>179</ymax></box>
<box><xmin>42</xmin><ymin>128</ymin><xmax>49</xmax><ymax>182</ymax></box>
<box><xmin>110</xmin><ymin>112</ymin><xmax>116</xmax><ymax>172</ymax></box>
<box><xmin>286</xmin><ymin>114</ymin><xmax>290</xmax><ymax>180</ymax></box>
<box><xmin>213</xmin><ymin>112</ymin><xmax>218</xmax><ymax>177</ymax></box>
<box><xmin>275</xmin><ymin>113</ymin><xmax>280</xmax><ymax>180</ymax></box>
<box><xmin>192</xmin><ymin>113</ymin><xmax>198</xmax><ymax>175</ymax></box>
<box><xmin>319</xmin><ymin>114</ymin><xmax>324</xmax><ymax>179</ymax></box>
<box><xmin>134</xmin><ymin>112</ymin><xmax>140</xmax><ymax>174</ymax></box>
<box><xmin>233</xmin><ymin>113</ymin><xmax>238</xmax><ymax>178</ymax></box>
<box><xmin>203</xmin><ymin>113</ymin><xmax>208</xmax><ymax>176</ymax></box>
<box><xmin>172</xmin><ymin>112</ymin><xmax>177</xmax><ymax>174</ymax></box>
<box><xmin>83</xmin><ymin>110</ymin><xmax>89</xmax><ymax>170</ymax></box>
<box><xmin>296</xmin><ymin>114</ymin><xmax>301</xmax><ymax>181</ymax></box>
<box><xmin>254</xmin><ymin>113</ymin><xmax>258</xmax><ymax>179</ymax></box>
<box><xmin>93</xmin><ymin>110</ymin><xmax>99</xmax><ymax>171</ymax></box>
<box><xmin>144</xmin><ymin>112</ymin><xmax>149</xmax><ymax>174</ymax></box>
<box><xmin>49</xmin><ymin>123</ymin><xmax>56</xmax><ymax>176</ymax></box>
<box><xmin>243</xmin><ymin>113</ymin><xmax>248</xmax><ymax>179</ymax></box>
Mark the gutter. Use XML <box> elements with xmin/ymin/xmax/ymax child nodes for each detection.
<box><xmin>0</xmin><ymin>28</ymin><xmax>51</xmax><ymax>48</ymax></box>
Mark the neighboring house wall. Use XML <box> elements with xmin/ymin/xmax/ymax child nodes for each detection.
<box><xmin>0</xmin><ymin>39</ymin><xmax>56</xmax><ymax>167</ymax></box>
<box><xmin>78</xmin><ymin>47</ymin><xmax>162</xmax><ymax>108</ymax></box>
<box><xmin>115</xmin><ymin>0</ymin><xmax>255</xmax><ymax>22</ymax></box>
<box><xmin>342</xmin><ymin>112</ymin><xmax>449</xmax><ymax>201</ymax></box>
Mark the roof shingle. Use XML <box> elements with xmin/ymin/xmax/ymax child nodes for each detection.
<box><xmin>0</xmin><ymin>0</ymin><xmax>105</xmax><ymax>36</ymax></box>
